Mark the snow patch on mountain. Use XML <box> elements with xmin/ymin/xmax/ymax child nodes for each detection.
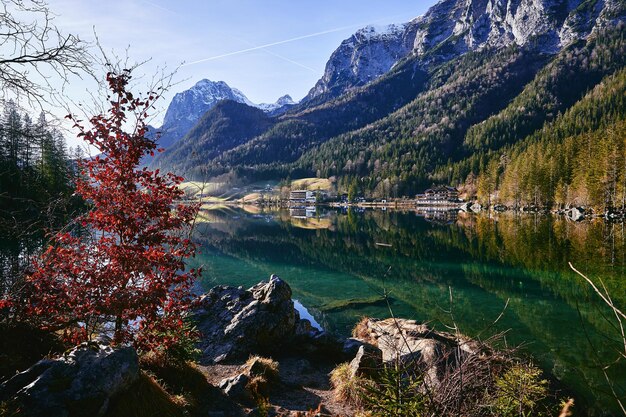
<box><xmin>256</xmin><ymin>94</ymin><xmax>296</xmax><ymax>113</ymax></box>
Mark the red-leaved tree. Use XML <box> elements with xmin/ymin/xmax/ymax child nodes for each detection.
<box><xmin>24</xmin><ymin>70</ymin><xmax>200</xmax><ymax>352</ymax></box>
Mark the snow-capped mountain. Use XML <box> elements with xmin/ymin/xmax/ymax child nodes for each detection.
<box><xmin>256</xmin><ymin>94</ymin><xmax>296</xmax><ymax>114</ymax></box>
<box><xmin>153</xmin><ymin>79</ymin><xmax>295</xmax><ymax>149</ymax></box>
<box><xmin>162</xmin><ymin>79</ymin><xmax>252</xmax><ymax>127</ymax></box>
<box><xmin>153</xmin><ymin>79</ymin><xmax>253</xmax><ymax>150</ymax></box>
<box><xmin>304</xmin><ymin>0</ymin><xmax>625</xmax><ymax>102</ymax></box>
<box><xmin>303</xmin><ymin>23</ymin><xmax>414</xmax><ymax>101</ymax></box>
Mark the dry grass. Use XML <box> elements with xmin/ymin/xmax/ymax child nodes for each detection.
<box><xmin>139</xmin><ymin>354</ymin><xmax>243</xmax><ymax>416</ymax></box>
<box><xmin>291</xmin><ymin>178</ymin><xmax>332</xmax><ymax>191</ymax></box>
<box><xmin>329</xmin><ymin>362</ymin><xmax>368</xmax><ymax>408</ymax></box>
<box><xmin>104</xmin><ymin>372</ymin><xmax>184</xmax><ymax>417</ymax></box>
<box><xmin>243</xmin><ymin>355</ymin><xmax>280</xmax><ymax>401</ymax></box>
<box><xmin>559</xmin><ymin>398</ymin><xmax>575</xmax><ymax>417</ymax></box>
<box><xmin>351</xmin><ymin>317</ymin><xmax>373</xmax><ymax>341</ymax></box>
<box><xmin>244</xmin><ymin>355</ymin><xmax>280</xmax><ymax>381</ymax></box>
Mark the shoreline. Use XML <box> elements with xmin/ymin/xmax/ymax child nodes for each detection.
<box><xmin>192</xmin><ymin>198</ymin><xmax>626</xmax><ymax>222</ymax></box>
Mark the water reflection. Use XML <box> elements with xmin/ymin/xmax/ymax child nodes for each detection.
<box><xmin>192</xmin><ymin>207</ymin><xmax>625</xmax><ymax>415</ymax></box>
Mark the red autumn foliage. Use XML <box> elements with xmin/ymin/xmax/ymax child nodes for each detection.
<box><xmin>24</xmin><ymin>70</ymin><xmax>200</xmax><ymax>352</ymax></box>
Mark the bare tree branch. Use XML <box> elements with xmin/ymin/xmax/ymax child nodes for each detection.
<box><xmin>0</xmin><ymin>0</ymin><xmax>93</xmax><ymax>108</ymax></box>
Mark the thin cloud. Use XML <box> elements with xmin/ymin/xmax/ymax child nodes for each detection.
<box><xmin>137</xmin><ymin>0</ymin><xmax>180</xmax><ymax>16</ymax></box>
<box><xmin>181</xmin><ymin>11</ymin><xmax>419</xmax><ymax>68</ymax></box>
<box><xmin>260</xmin><ymin>48</ymin><xmax>319</xmax><ymax>73</ymax></box>
<box><xmin>228</xmin><ymin>34</ymin><xmax>319</xmax><ymax>74</ymax></box>
<box><xmin>181</xmin><ymin>24</ymin><xmax>360</xmax><ymax>67</ymax></box>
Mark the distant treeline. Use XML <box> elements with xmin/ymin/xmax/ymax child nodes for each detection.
<box><xmin>0</xmin><ymin>101</ymin><xmax>80</xmax><ymax>234</ymax></box>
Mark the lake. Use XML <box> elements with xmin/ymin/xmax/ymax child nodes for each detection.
<box><xmin>192</xmin><ymin>206</ymin><xmax>626</xmax><ymax>416</ymax></box>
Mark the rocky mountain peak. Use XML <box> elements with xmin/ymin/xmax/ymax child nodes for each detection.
<box><xmin>276</xmin><ymin>94</ymin><xmax>295</xmax><ymax>106</ymax></box>
<box><xmin>256</xmin><ymin>94</ymin><xmax>297</xmax><ymax>113</ymax></box>
<box><xmin>162</xmin><ymin>79</ymin><xmax>253</xmax><ymax>127</ymax></box>
<box><xmin>303</xmin><ymin>0</ymin><xmax>625</xmax><ymax>102</ymax></box>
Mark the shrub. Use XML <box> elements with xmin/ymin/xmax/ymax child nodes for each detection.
<box><xmin>489</xmin><ymin>363</ymin><xmax>550</xmax><ymax>417</ymax></box>
<box><xmin>360</xmin><ymin>364</ymin><xmax>426</xmax><ymax>417</ymax></box>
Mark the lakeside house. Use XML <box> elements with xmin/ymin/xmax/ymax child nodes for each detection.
<box><xmin>415</xmin><ymin>186</ymin><xmax>460</xmax><ymax>206</ymax></box>
<box><xmin>289</xmin><ymin>190</ymin><xmax>316</xmax><ymax>204</ymax></box>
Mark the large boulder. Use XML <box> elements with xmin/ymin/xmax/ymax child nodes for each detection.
<box><xmin>195</xmin><ymin>275</ymin><xmax>301</xmax><ymax>363</ymax></box>
<box><xmin>352</xmin><ymin>318</ymin><xmax>481</xmax><ymax>388</ymax></box>
<box><xmin>349</xmin><ymin>344</ymin><xmax>383</xmax><ymax>378</ymax></box>
<box><xmin>0</xmin><ymin>343</ymin><xmax>139</xmax><ymax>417</ymax></box>
<box><xmin>218</xmin><ymin>373</ymin><xmax>253</xmax><ymax>403</ymax></box>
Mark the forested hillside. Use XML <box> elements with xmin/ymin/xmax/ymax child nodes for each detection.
<box><xmin>470</xmin><ymin>71</ymin><xmax>626</xmax><ymax>209</ymax></box>
<box><xmin>154</xmin><ymin>11</ymin><xmax>626</xmax><ymax>212</ymax></box>
<box><xmin>0</xmin><ymin>101</ymin><xmax>78</xmax><ymax>232</ymax></box>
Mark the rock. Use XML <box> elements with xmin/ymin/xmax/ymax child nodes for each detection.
<box><xmin>349</xmin><ymin>344</ymin><xmax>383</xmax><ymax>378</ymax></box>
<box><xmin>352</xmin><ymin>318</ymin><xmax>481</xmax><ymax>388</ymax></box>
<box><xmin>195</xmin><ymin>275</ymin><xmax>301</xmax><ymax>363</ymax></box>
<box><xmin>219</xmin><ymin>373</ymin><xmax>253</xmax><ymax>403</ymax></box>
<box><xmin>342</xmin><ymin>338</ymin><xmax>366</xmax><ymax>358</ymax></box>
<box><xmin>295</xmin><ymin>330</ymin><xmax>346</xmax><ymax>359</ymax></box>
<box><xmin>295</xmin><ymin>318</ymin><xmax>313</xmax><ymax>336</ymax></box>
<box><xmin>0</xmin><ymin>343</ymin><xmax>139</xmax><ymax>417</ymax></box>
<box><xmin>493</xmin><ymin>204</ymin><xmax>507</xmax><ymax>212</ymax></box>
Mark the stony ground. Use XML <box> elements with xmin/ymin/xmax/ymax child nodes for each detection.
<box><xmin>199</xmin><ymin>354</ymin><xmax>354</xmax><ymax>417</ymax></box>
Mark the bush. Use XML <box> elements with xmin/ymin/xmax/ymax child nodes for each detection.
<box><xmin>138</xmin><ymin>319</ymin><xmax>200</xmax><ymax>364</ymax></box>
<box><xmin>360</xmin><ymin>364</ymin><xmax>426</xmax><ymax>417</ymax></box>
<box><xmin>489</xmin><ymin>363</ymin><xmax>551</xmax><ymax>417</ymax></box>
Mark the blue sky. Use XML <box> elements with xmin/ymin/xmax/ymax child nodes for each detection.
<box><xmin>47</xmin><ymin>0</ymin><xmax>436</xmax><ymax>141</ymax></box>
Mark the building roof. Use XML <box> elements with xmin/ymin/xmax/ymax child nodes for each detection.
<box><xmin>424</xmin><ymin>185</ymin><xmax>458</xmax><ymax>193</ymax></box>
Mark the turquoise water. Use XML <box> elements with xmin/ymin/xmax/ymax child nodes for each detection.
<box><xmin>191</xmin><ymin>207</ymin><xmax>625</xmax><ymax>415</ymax></box>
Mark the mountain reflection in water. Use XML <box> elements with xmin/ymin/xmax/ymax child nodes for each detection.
<box><xmin>190</xmin><ymin>207</ymin><xmax>625</xmax><ymax>415</ymax></box>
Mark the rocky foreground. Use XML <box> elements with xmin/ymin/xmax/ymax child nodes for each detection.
<box><xmin>0</xmin><ymin>276</ymin><xmax>502</xmax><ymax>416</ymax></box>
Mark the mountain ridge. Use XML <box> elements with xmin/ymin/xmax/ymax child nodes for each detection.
<box><xmin>153</xmin><ymin>0</ymin><xmax>625</xmax><ymax>208</ymax></box>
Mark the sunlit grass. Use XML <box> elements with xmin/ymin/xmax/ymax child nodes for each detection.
<box><xmin>291</xmin><ymin>177</ymin><xmax>332</xmax><ymax>191</ymax></box>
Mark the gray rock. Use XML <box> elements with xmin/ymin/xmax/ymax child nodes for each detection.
<box><xmin>219</xmin><ymin>373</ymin><xmax>252</xmax><ymax>403</ymax></box>
<box><xmin>342</xmin><ymin>338</ymin><xmax>366</xmax><ymax>358</ymax></box>
<box><xmin>195</xmin><ymin>275</ymin><xmax>300</xmax><ymax>363</ymax></box>
<box><xmin>349</xmin><ymin>344</ymin><xmax>383</xmax><ymax>378</ymax></box>
<box><xmin>295</xmin><ymin>318</ymin><xmax>313</xmax><ymax>336</ymax></box>
<box><xmin>353</xmin><ymin>318</ymin><xmax>480</xmax><ymax>388</ymax></box>
<box><xmin>0</xmin><ymin>343</ymin><xmax>139</xmax><ymax>417</ymax></box>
